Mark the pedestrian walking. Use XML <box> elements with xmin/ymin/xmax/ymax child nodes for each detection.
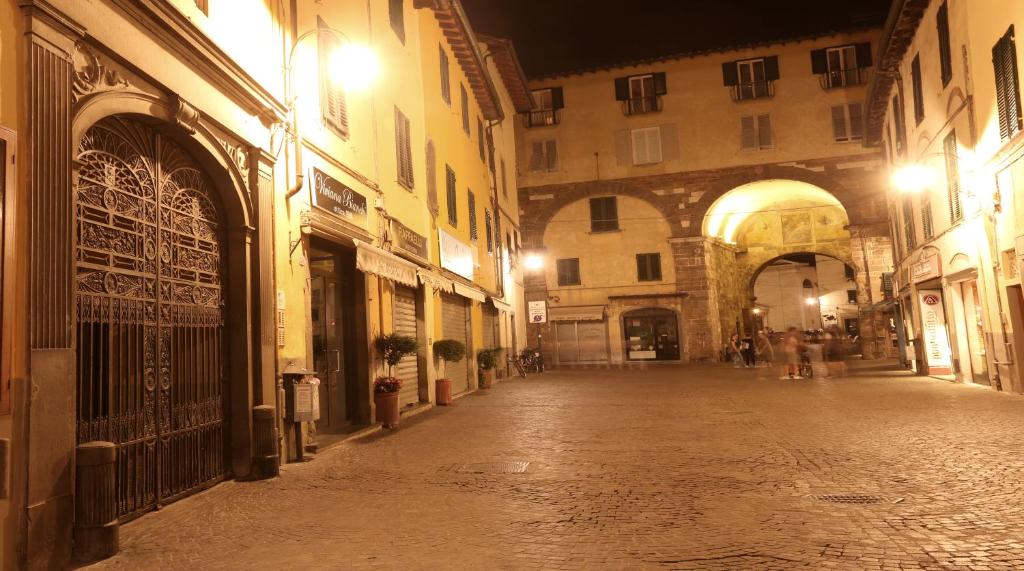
<box><xmin>782</xmin><ymin>327</ymin><xmax>802</xmax><ymax>379</ymax></box>
<box><xmin>756</xmin><ymin>330</ymin><xmax>775</xmax><ymax>368</ymax></box>
<box><xmin>741</xmin><ymin>332</ymin><xmax>755</xmax><ymax>368</ymax></box>
<box><xmin>728</xmin><ymin>333</ymin><xmax>743</xmax><ymax>368</ymax></box>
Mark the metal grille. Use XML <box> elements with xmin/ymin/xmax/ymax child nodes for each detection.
<box><xmin>440</xmin><ymin>292</ymin><xmax>470</xmax><ymax>394</ymax></box>
<box><xmin>809</xmin><ymin>494</ymin><xmax>902</xmax><ymax>505</ymax></box>
<box><xmin>440</xmin><ymin>461</ymin><xmax>530</xmax><ymax>474</ymax></box>
<box><xmin>75</xmin><ymin>117</ymin><xmax>227</xmax><ymax>521</ymax></box>
<box><xmin>393</xmin><ymin>285</ymin><xmax>419</xmax><ymax>407</ymax></box>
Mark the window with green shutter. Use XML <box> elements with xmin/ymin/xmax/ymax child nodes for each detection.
<box><xmin>993</xmin><ymin>26</ymin><xmax>1023</xmax><ymax>141</ymax></box>
<box><xmin>445</xmin><ymin>166</ymin><xmax>457</xmax><ymax>226</ymax></box>
<box><xmin>468</xmin><ymin>191</ymin><xmax>478</xmax><ymax>240</ymax></box>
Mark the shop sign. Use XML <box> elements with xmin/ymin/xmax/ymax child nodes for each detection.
<box><xmin>392</xmin><ymin>219</ymin><xmax>427</xmax><ymax>259</ymax></box>
<box><xmin>528</xmin><ymin>300</ymin><xmax>547</xmax><ymax>324</ymax></box>
<box><xmin>911</xmin><ymin>255</ymin><xmax>940</xmax><ymax>283</ymax></box>
<box><xmin>918</xmin><ymin>290</ymin><xmax>952</xmax><ymax>372</ymax></box>
<box><xmin>439</xmin><ymin>228</ymin><xmax>473</xmax><ymax>280</ymax></box>
<box><xmin>310</xmin><ymin>167</ymin><xmax>368</xmax><ymax>223</ymax></box>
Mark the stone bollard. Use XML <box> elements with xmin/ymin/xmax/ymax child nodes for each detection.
<box><xmin>73</xmin><ymin>441</ymin><xmax>119</xmax><ymax>562</ymax></box>
<box><xmin>252</xmin><ymin>405</ymin><xmax>280</xmax><ymax>478</ymax></box>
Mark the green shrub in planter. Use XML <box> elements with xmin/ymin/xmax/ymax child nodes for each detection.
<box><xmin>374</xmin><ymin>333</ymin><xmax>419</xmax><ymax>378</ymax></box>
<box><xmin>433</xmin><ymin>339</ymin><xmax>466</xmax><ymax>378</ymax></box>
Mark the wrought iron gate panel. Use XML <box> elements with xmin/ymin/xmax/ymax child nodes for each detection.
<box><xmin>75</xmin><ymin>117</ymin><xmax>227</xmax><ymax>521</ymax></box>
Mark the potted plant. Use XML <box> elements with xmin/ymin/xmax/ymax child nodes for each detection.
<box><xmin>432</xmin><ymin>339</ymin><xmax>466</xmax><ymax>406</ymax></box>
<box><xmin>373</xmin><ymin>333</ymin><xmax>418</xmax><ymax>428</ymax></box>
<box><xmin>477</xmin><ymin>347</ymin><xmax>504</xmax><ymax>388</ymax></box>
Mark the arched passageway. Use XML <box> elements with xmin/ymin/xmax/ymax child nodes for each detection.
<box><xmin>750</xmin><ymin>253</ymin><xmax>859</xmax><ymax>335</ymax></box>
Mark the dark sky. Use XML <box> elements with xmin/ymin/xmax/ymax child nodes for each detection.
<box><xmin>460</xmin><ymin>0</ymin><xmax>894</xmax><ymax>78</ymax></box>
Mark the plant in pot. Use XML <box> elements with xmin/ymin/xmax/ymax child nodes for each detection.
<box><xmin>477</xmin><ymin>347</ymin><xmax>504</xmax><ymax>388</ymax></box>
<box><xmin>373</xmin><ymin>333</ymin><xmax>418</xmax><ymax>428</ymax></box>
<box><xmin>432</xmin><ymin>339</ymin><xmax>466</xmax><ymax>406</ymax></box>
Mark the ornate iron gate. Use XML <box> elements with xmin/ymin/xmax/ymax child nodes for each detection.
<box><xmin>75</xmin><ymin>117</ymin><xmax>228</xmax><ymax>521</ymax></box>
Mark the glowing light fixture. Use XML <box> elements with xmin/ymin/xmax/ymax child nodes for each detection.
<box><xmin>805</xmin><ymin>297</ymin><xmax>817</xmax><ymax>306</ymax></box>
<box><xmin>892</xmin><ymin>164</ymin><xmax>936</xmax><ymax>194</ymax></box>
<box><xmin>752</xmin><ymin>307</ymin><xmax>762</xmax><ymax>315</ymax></box>
<box><xmin>329</xmin><ymin>43</ymin><xmax>379</xmax><ymax>91</ymax></box>
<box><xmin>524</xmin><ymin>254</ymin><xmax>544</xmax><ymax>271</ymax></box>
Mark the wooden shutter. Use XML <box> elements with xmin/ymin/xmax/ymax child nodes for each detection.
<box><xmin>614</xmin><ymin>129</ymin><xmax>631</xmax><ymax>165</ymax></box>
<box><xmin>529</xmin><ymin>141</ymin><xmax>544</xmax><ymax>171</ymax></box>
<box><xmin>632</xmin><ymin>128</ymin><xmax>661</xmax><ymax>164</ymax></box>
<box><xmin>551</xmin><ymin>87</ymin><xmax>565</xmax><ymax>109</ymax></box>
<box><xmin>426</xmin><ymin>141</ymin><xmax>438</xmax><ymax>215</ymax></box>
<box><xmin>937</xmin><ymin>2</ymin><xmax>952</xmax><ymax>84</ymax></box>
<box><xmin>757</xmin><ymin>114</ymin><xmax>772</xmax><ymax>148</ymax></box>
<box><xmin>740</xmin><ymin>116</ymin><xmax>756</xmax><ymax>149</ymax></box>
<box><xmin>855</xmin><ymin>42</ymin><xmax>873</xmax><ymax>67</ymax></box>
<box><xmin>446</xmin><ymin>166</ymin><xmax>457</xmax><ymax>226</ymax></box>
<box><xmin>993</xmin><ymin>26</ymin><xmax>1023</xmax><ymax>140</ymax></box>
<box><xmin>439</xmin><ymin>45</ymin><xmax>451</xmax><ymax>103</ymax></box>
<box><xmin>318</xmin><ymin>17</ymin><xmax>348</xmax><ymax>137</ymax></box>
<box><xmin>764</xmin><ymin>56</ymin><xmax>780</xmax><ymax>81</ymax></box>
<box><xmin>911</xmin><ymin>55</ymin><xmax>924</xmax><ymax>123</ymax></box>
<box><xmin>614</xmin><ymin>77</ymin><xmax>629</xmax><ymax>100</ymax></box>
<box><xmin>660</xmin><ymin>124</ymin><xmax>679</xmax><ymax>161</ymax></box>
<box><xmin>831</xmin><ymin>105</ymin><xmax>848</xmax><ymax>141</ymax></box>
<box><xmin>944</xmin><ymin>131</ymin><xmax>962</xmax><ymax>221</ymax></box>
<box><xmin>460</xmin><ymin>84</ymin><xmax>469</xmax><ymax>132</ymax></box>
<box><xmin>544</xmin><ymin>139</ymin><xmax>558</xmax><ymax>170</ymax></box>
<box><xmin>484</xmin><ymin>210</ymin><xmax>493</xmax><ymax>253</ymax></box>
<box><xmin>653</xmin><ymin>72</ymin><xmax>668</xmax><ymax>95</ymax></box>
<box><xmin>848</xmin><ymin>103</ymin><xmax>864</xmax><ymax>139</ymax></box>
<box><xmin>477</xmin><ymin>118</ymin><xmax>485</xmax><ymax>161</ymax></box>
<box><xmin>468</xmin><ymin>191</ymin><xmax>477</xmax><ymax>240</ymax></box>
<box><xmin>721</xmin><ymin>61</ymin><xmax>739</xmax><ymax>86</ymax></box>
<box><xmin>810</xmin><ymin>49</ymin><xmax>828</xmax><ymax>74</ymax></box>
<box><xmin>389</xmin><ymin>0</ymin><xmax>405</xmax><ymax>42</ymax></box>
<box><xmin>395</xmin><ymin>107</ymin><xmax>413</xmax><ymax>188</ymax></box>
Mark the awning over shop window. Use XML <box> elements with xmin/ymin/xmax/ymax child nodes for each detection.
<box><xmin>490</xmin><ymin>297</ymin><xmax>513</xmax><ymax>312</ymax></box>
<box><xmin>355</xmin><ymin>240</ymin><xmax>418</xmax><ymax>287</ymax></box>
<box><xmin>548</xmin><ymin>305</ymin><xmax>606</xmax><ymax>322</ymax></box>
<box><xmin>453</xmin><ymin>282</ymin><xmax>486</xmax><ymax>302</ymax></box>
<box><xmin>417</xmin><ymin>269</ymin><xmax>454</xmax><ymax>293</ymax></box>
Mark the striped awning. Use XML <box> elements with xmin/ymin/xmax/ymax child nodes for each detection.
<box><xmin>354</xmin><ymin>241</ymin><xmax>417</xmax><ymax>287</ymax></box>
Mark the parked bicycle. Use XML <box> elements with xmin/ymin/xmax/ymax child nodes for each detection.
<box><xmin>519</xmin><ymin>347</ymin><xmax>544</xmax><ymax>374</ymax></box>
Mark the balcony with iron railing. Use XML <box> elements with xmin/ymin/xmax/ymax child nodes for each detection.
<box><xmin>818</xmin><ymin>67</ymin><xmax>869</xmax><ymax>89</ymax></box>
<box><xmin>525</xmin><ymin>108</ymin><xmax>560</xmax><ymax>128</ymax></box>
<box><xmin>729</xmin><ymin>80</ymin><xmax>774</xmax><ymax>102</ymax></box>
<box><xmin>622</xmin><ymin>95</ymin><xmax>662</xmax><ymax>116</ymax></box>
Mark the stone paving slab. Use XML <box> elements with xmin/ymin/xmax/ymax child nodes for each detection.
<box><xmin>84</xmin><ymin>364</ymin><xmax>1024</xmax><ymax>570</ymax></box>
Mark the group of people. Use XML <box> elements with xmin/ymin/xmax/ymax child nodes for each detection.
<box><xmin>727</xmin><ymin>326</ymin><xmax>852</xmax><ymax>379</ymax></box>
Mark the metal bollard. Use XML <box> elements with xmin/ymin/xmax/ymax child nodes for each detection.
<box><xmin>252</xmin><ymin>405</ymin><xmax>280</xmax><ymax>478</ymax></box>
<box><xmin>73</xmin><ymin>441</ymin><xmax>119</xmax><ymax>562</ymax></box>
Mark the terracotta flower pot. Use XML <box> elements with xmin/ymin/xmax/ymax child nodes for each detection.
<box><xmin>479</xmin><ymin>369</ymin><xmax>494</xmax><ymax>389</ymax></box>
<box><xmin>374</xmin><ymin>391</ymin><xmax>400</xmax><ymax>428</ymax></box>
<box><xmin>436</xmin><ymin>378</ymin><xmax>453</xmax><ymax>405</ymax></box>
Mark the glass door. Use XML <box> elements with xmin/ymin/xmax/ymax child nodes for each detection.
<box><xmin>962</xmin><ymin>280</ymin><xmax>989</xmax><ymax>384</ymax></box>
<box><xmin>310</xmin><ymin>248</ymin><xmax>347</xmax><ymax>427</ymax></box>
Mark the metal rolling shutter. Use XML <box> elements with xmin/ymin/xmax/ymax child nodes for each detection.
<box><xmin>482</xmin><ymin>305</ymin><xmax>497</xmax><ymax>349</ymax></box>
<box><xmin>394</xmin><ymin>286</ymin><xmax>420</xmax><ymax>407</ymax></box>
<box><xmin>441</xmin><ymin>292</ymin><xmax>470</xmax><ymax>395</ymax></box>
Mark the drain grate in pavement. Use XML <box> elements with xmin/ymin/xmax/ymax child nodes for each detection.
<box><xmin>439</xmin><ymin>461</ymin><xmax>530</xmax><ymax>474</ymax></box>
<box><xmin>809</xmin><ymin>493</ymin><xmax>903</xmax><ymax>504</ymax></box>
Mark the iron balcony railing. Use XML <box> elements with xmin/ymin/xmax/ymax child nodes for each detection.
<box><xmin>622</xmin><ymin>95</ymin><xmax>662</xmax><ymax>116</ymax></box>
<box><xmin>525</xmin><ymin>109</ymin><xmax>559</xmax><ymax>127</ymax></box>
<box><xmin>819</xmin><ymin>67</ymin><xmax>869</xmax><ymax>89</ymax></box>
<box><xmin>730</xmin><ymin>80</ymin><xmax>774</xmax><ymax>102</ymax></box>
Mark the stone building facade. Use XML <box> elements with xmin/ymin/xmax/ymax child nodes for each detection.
<box><xmin>867</xmin><ymin>0</ymin><xmax>1024</xmax><ymax>394</ymax></box>
<box><xmin>516</xmin><ymin>29</ymin><xmax>896</xmax><ymax>366</ymax></box>
<box><xmin>0</xmin><ymin>1</ymin><xmax>529</xmax><ymax>568</ymax></box>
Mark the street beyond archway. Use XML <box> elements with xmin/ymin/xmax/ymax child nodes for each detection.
<box><xmin>86</xmin><ymin>364</ymin><xmax>1024</xmax><ymax>570</ymax></box>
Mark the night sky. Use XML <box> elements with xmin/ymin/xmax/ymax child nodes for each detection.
<box><xmin>460</xmin><ymin>0</ymin><xmax>894</xmax><ymax>78</ymax></box>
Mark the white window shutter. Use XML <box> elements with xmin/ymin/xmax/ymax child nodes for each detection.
<box><xmin>646</xmin><ymin>128</ymin><xmax>662</xmax><ymax>163</ymax></box>
<box><xmin>529</xmin><ymin>141</ymin><xmax>544</xmax><ymax>171</ymax></box>
<box><xmin>831</xmin><ymin>105</ymin><xmax>848</xmax><ymax>141</ymax></box>
<box><xmin>848</xmin><ymin>103</ymin><xmax>864</xmax><ymax>139</ymax></box>
<box><xmin>614</xmin><ymin>129</ymin><xmax>631</xmax><ymax>166</ymax></box>
<box><xmin>660</xmin><ymin>124</ymin><xmax>679</xmax><ymax>162</ymax></box>
<box><xmin>740</xmin><ymin>116</ymin><xmax>756</xmax><ymax>149</ymax></box>
<box><xmin>545</xmin><ymin>140</ymin><xmax>558</xmax><ymax>170</ymax></box>
<box><xmin>757</xmin><ymin>114</ymin><xmax>772</xmax><ymax>148</ymax></box>
<box><xmin>631</xmin><ymin>129</ymin><xmax>647</xmax><ymax>164</ymax></box>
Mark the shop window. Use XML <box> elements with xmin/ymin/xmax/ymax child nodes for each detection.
<box><xmin>556</xmin><ymin>258</ymin><xmax>581</xmax><ymax>286</ymax></box>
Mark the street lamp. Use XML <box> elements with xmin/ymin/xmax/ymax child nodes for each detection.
<box><xmin>891</xmin><ymin>163</ymin><xmax>937</xmax><ymax>194</ymax></box>
<box><xmin>524</xmin><ymin>254</ymin><xmax>544</xmax><ymax>271</ymax></box>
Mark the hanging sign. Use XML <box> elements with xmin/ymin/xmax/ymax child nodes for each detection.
<box><xmin>310</xmin><ymin>167</ymin><xmax>368</xmax><ymax>223</ymax></box>
<box><xmin>528</xmin><ymin>301</ymin><xmax>547</xmax><ymax>324</ymax></box>
<box><xmin>392</xmin><ymin>219</ymin><xmax>428</xmax><ymax>259</ymax></box>
<box><xmin>918</xmin><ymin>290</ymin><xmax>952</xmax><ymax>374</ymax></box>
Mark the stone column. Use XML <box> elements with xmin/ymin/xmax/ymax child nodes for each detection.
<box><xmin>73</xmin><ymin>442</ymin><xmax>118</xmax><ymax>562</ymax></box>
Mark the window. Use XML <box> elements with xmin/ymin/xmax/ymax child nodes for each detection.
<box><xmin>902</xmin><ymin>194</ymin><xmax>917</xmax><ymax>250</ymax></box>
<box><xmin>812</xmin><ymin>42</ymin><xmax>872</xmax><ymax>88</ymax></box>
<box><xmin>589</xmin><ymin>196</ymin><xmax>618</xmax><ymax>232</ymax></box>
<box><xmin>394</xmin><ymin>107</ymin><xmax>413</xmax><ymax>189</ymax></box>
<box><xmin>631</xmin><ymin>127</ymin><xmax>662</xmax><ymax>164</ymax></box>
<box><xmin>477</xmin><ymin>117</ymin><xmax>485</xmax><ymax>162</ymax></box>
<box><xmin>445</xmin><ymin>165</ymin><xmax>457</xmax><ymax>226</ymax></box>
<box><xmin>528</xmin><ymin>140</ymin><xmax>557</xmax><ymax>172</ymax></box>
<box><xmin>993</xmin><ymin>25</ymin><xmax>1023</xmax><ymax>141</ymax></box>
<box><xmin>844</xmin><ymin>265</ymin><xmax>855</xmax><ymax>280</ymax></box>
<box><xmin>486</xmin><ymin>129</ymin><xmax>495</xmax><ymax>172</ymax></box>
<box><xmin>921</xmin><ymin>193</ymin><xmax>934</xmax><ymax>239</ymax></box>
<box><xmin>556</xmin><ymin>258</ymin><xmax>581</xmax><ymax>286</ymax></box>
<box><xmin>636</xmin><ymin>253</ymin><xmax>662</xmax><ymax>282</ymax></box>
<box><xmin>847</xmin><ymin>290</ymin><xmax>858</xmax><ymax>304</ymax></box>
<box><xmin>614</xmin><ymin>72</ymin><xmax>667</xmax><ymax>115</ymax></box>
<box><xmin>944</xmin><ymin>131</ymin><xmax>962</xmax><ymax>222</ymax></box>
<box><xmin>388</xmin><ymin>0</ymin><xmax>404</xmax><ymax>43</ymax></box>
<box><xmin>318</xmin><ymin>18</ymin><xmax>348</xmax><ymax>138</ymax></box>
<box><xmin>500</xmin><ymin>158</ymin><xmax>508</xmax><ymax>197</ymax></box>
<box><xmin>722</xmin><ymin>57</ymin><xmax>778</xmax><ymax>100</ymax></box>
<box><xmin>528</xmin><ymin>87</ymin><xmax>563</xmax><ymax>127</ymax></box>
<box><xmin>937</xmin><ymin>1</ymin><xmax>953</xmax><ymax>86</ymax></box>
<box><xmin>911</xmin><ymin>54</ymin><xmax>924</xmax><ymax>124</ymax></box>
<box><xmin>484</xmin><ymin>209</ymin><xmax>494</xmax><ymax>254</ymax></box>
<box><xmin>439</xmin><ymin>45</ymin><xmax>451</xmax><ymax>105</ymax></box>
<box><xmin>468</xmin><ymin>191</ymin><xmax>477</xmax><ymax>240</ymax></box>
<box><xmin>194</xmin><ymin>0</ymin><xmax>208</xmax><ymax>14</ymax></box>
<box><xmin>460</xmin><ymin>84</ymin><xmax>470</xmax><ymax>134</ymax></box>
<box><xmin>0</xmin><ymin>132</ymin><xmax>10</xmax><ymax>415</ymax></box>
<box><xmin>892</xmin><ymin>92</ymin><xmax>907</xmax><ymax>154</ymax></box>
<box><xmin>741</xmin><ymin>114</ymin><xmax>772</xmax><ymax>150</ymax></box>
<box><xmin>831</xmin><ymin>103</ymin><xmax>864</xmax><ymax>142</ymax></box>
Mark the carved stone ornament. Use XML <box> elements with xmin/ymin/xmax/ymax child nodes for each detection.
<box><xmin>72</xmin><ymin>43</ymin><xmax>130</xmax><ymax>103</ymax></box>
<box><xmin>219</xmin><ymin>139</ymin><xmax>250</xmax><ymax>181</ymax></box>
<box><xmin>173</xmin><ymin>97</ymin><xmax>201</xmax><ymax>135</ymax></box>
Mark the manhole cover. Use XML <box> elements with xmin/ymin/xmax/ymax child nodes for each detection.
<box><xmin>439</xmin><ymin>461</ymin><xmax>530</xmax><ymax>474</ymax></box>
<box><xmin>809</xmin><ymin>494</ymin><xmax>903</xmax><ymax>504</ymax></box>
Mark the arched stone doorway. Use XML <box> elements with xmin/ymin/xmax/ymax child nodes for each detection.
<box><xmin>74</xmin><ymin>115</ymin><xmax>231</xmax><ymax>520</ymax></box>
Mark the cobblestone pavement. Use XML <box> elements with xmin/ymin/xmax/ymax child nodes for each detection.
<box><xmin>86</xmin><ymin>363</ymin><xmax>1024</xmax><ymax>570</ymax></box>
